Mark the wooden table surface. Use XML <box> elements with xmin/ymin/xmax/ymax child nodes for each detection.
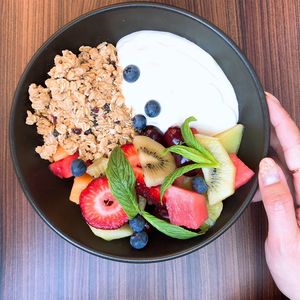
<box><xmin>1</xmin><ymin>1</ymin><xmax>299</xmax><ymax>299</ymax></box>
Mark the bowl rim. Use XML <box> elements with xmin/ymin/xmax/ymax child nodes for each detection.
<box><xmin>9</xmin><ymin>2</ymin><xmax>270</xmax><ymax>263</ymax></box>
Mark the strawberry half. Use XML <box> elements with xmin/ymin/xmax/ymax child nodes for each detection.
<box><xmin>121</xmin><ymin>144</ymin><xmax>140</xmax><ymax>168</ymax></box>
<box><xmin>79</xmin><ymin>177</ymin><xmax>128</xmax><ymax>229</ymax></box>
<box><xmin>49</xmin><ymin>153</ymin><xmax>79</xmax><ymax>178</ymax></box>
<box><xmin>133</xmin><ymin>167</ymin><xmax>166</xmax><ymax>205</ymax></box>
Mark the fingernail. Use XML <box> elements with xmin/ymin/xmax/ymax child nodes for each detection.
<box><xmin>259</xmin><ymin>158</ymin><xmax>281</xmax><ymax>186</ymax></box>
<box><xmin>265</xmin><ymin>91</ymin><xmax>280</xmax><ymax>104</ymax></box>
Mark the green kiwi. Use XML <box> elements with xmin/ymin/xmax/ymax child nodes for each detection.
<box><xmin>195</xmin><ymin>134</ymin><xmax>236</xmax><ymax>205</ymax></box>
<box><xmin>86</xmin><ymin>157</ymin><xmax>109</xmax><ymax>178</ymax></box>
<box><xmin>89</xmin><ymin>224</ymin><xmax>133</xmax><ymax>241</ymax></box>
<box><xmin>133</xmin><ymin>136</ymin><xmax>176</xmax><ymax>187</ymax></box>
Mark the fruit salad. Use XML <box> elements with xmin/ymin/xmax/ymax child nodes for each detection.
<box><xmin>25</xmin><ymin>31</ymin><xmax>254</xmax><ymax>250</ymax></box>
<box><xmin>36</xmin><ymin>117</ymin><xmax>254</xmax><ymax>250</ymax></box>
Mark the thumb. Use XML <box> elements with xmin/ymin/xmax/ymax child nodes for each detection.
<box><xmin>259</xmin><ymin>158</ymin><xmax>298</xmax><ymax>242</ymax></box>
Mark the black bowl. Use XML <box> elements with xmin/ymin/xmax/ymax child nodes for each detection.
<box><xmin>10</xmin><ymin>3</ymin><xmax>269</xmax><ymax>263</ymax></box>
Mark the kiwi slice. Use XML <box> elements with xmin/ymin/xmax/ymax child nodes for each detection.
<box><xmin>87</xmin><ymin>157</ymin><xmax>109</xmax><ymax>178</ymax></box>
<box><xmin>195</xmin><ymin>134</ymin><xmax>236</xmax><ymax>205</ymax></box>
<box><xmin>205</xmin><ymin>201</ymin><xmax>223</xmax><ymax>227</ymax></box>
<box><xmin>133</xmin><ymin>136</ymin><xmax>176</xmax><ymax>187</ymax></box>
<box><xmin>89</xmin><ymin>224</ymin><xmax>133</xmax><ymax>241</ymax></box>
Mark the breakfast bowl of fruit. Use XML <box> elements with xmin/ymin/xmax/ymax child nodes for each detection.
<box><xmin>10</xmin><ymin>3</ymin><xmax>269</xmax><ymax>262</ymax></box>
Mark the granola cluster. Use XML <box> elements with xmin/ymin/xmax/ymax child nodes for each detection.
<box><xmin>26</xmin><ymin>42</ymin><xmax>135</xmax><ymax>161</ymax></box>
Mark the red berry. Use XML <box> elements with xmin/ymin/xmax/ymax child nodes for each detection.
<box><xmin>141</xmin><ymin>125</ymin><xmax>165</xmax><ymax>145</ymax></box>
<box><xmin>164</xmin><ymin>126</ymin><xmax>198</xmax><ymax>146</ymax></box>
<box><xmin>133</xmin><ymin>167</ymin><xmax>166</xmax><ymax>205</ymax></box>
<box><xmin>133</xmin><ymin>167</ymin><xmax>144</xmax><ymax>183</ymax></box>
<box><xmin>49</xmin><ymin>153</ymin><xmax>79</xmax><ymax>178</ymax></box>
<box><xmin>164</xmin><ymin>126</ymin><xmax>201</xmax><ymax>176</ymax></box>
<box><xmin>190</xmin><ymin>127</ymin><xmax>199</xmax><ymax>134</ymax></box>
<box><xmin>79</xmin><ymin>177</ymin><xmax>128</xmax><ymax>229</ymax></box>
<box><xmin>164</xmin><ymin>127</ymin><xmax>187</xmax><ymax>167</ymax></box>
<box><xmin>121</xmin><ymin>144</ymin><xmax>140</xmax><ymax>168</ymax></box>
<box><xmin>173</xmin><ymin>153</ymin><xmax>190</xmax><ymax>166</ymax></box>
<box><xmin>163</xmin><ymin>126</ymin><xmax>183</xmax><ymax>147</ymax></box>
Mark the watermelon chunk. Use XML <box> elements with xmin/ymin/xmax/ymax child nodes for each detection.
<box><xmin>165</xmin><ymin>186</ymin><xmax>208</xmax><ymax>229</ymax></box>
<box><xmin>230</xmin><ymin>154</ymin><xmax>255</xmax><ymax>189</ymax></box>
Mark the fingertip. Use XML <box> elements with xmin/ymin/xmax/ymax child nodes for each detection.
<box><xmin>265</xmin><ymin>91</ymin><xmax>280</xmax><ymax>104</ymax></box>
<box><xmin>259</xmin><ymin>157</ymin><xmax>281</xmax><ymax>187</ymax></box>
<box><xmin>258</xmin><ymin>157</ymin><xmax>298</xmax><ymax>240</ymax></box>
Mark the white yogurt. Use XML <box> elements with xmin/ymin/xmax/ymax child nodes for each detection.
<box><xmin>116</xmin><ymin>31</ymin><xmax>238</xmax><ymax>135</ymax></box>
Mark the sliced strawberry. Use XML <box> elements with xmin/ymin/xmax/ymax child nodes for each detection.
<box><xmin>49</xmin><ymin>153</ymin><xmax>79</xmax><ymax>178</ymax></box>
<box><xmin>230</xmin><ymin>154</ymin><xmax>255</xmax><ymax>189</ymax></box>
<box><xmin>79</xmin><ymin>177</ymin><xmax>128</xmax><ymax>229</ymax></box>
<box><xmin>133</xmin><ymin>166</ymin><xmax>144</xmax><ymax>183</ymax></box>
<box><xmin>133</xmin><ymin>167</ymin><xmax>166</xmax><ymax>205</ymax></box>
<box><xmin>137</xmin><ymin>185</ymin><xmax>163</xmax><ymax>205</ymax></box>
<box><xmin>165</xmin><ymin>185</ymin><xmax>208</xmax><ymax>229</ymax></box>
<box><xmin>121</xmin><ymin>144</ymin><xmax>140</xmax><ymax>168</ymax></box>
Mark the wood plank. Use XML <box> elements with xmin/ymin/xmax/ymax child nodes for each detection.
<box><xmin>1</xmin><ymin>0</ymin><xmax>299</xmax><ymax>299</ymax></box>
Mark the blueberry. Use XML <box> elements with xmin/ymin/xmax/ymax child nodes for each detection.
<box><xmin>144</xmin><ymin>100</ymin><xmax>161</xmax><ymax>118</ymax></box>
<box><xmin>192</xmin><ymin>176</ymin><xmax>208</xmax><ymax>194</ymax></box>
<box><xmin>123</xmin><ymin>65</ymin><xmax>140</xmax><ymax>83</ymax></box>
<box><xmin>129</xmin><ymin>215</ymin><xmax>146</xmax><ymax>233</ymax></box>
<box><xmin>130</xmin><ymin>231</ymin><xmax>148</xmax><ymax>250</ymax></box>
<box><xmin>71</xmin><ymin>159</ymin><xmax>87</xmax><ymax>177</ymax></box>
<box><xmin>132</xmin><ymin>114</ymin><xmax>147</xmax><ymax>131</ymax></box>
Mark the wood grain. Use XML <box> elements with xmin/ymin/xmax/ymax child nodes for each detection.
<box><xmin>1</xmin><ymin>0</ymin><xmax>299</xmax><ymax>299</ymax></box>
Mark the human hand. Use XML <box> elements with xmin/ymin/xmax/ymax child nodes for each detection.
<box><xmin>258</xmin><ymin>93</ymin><xmax>300</xmax><ymax>299</ymax></box>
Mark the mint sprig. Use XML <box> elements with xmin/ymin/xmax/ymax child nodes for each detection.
<box><xmin>106</xmin><ymin>146</ymin><xmax>210</xmax><ymax>240</ymax></box>
<box><xmin>106</xmin><ymin>147</ymin><xmax>139</xmax><ymax>219</ymax></box>
<box><xmin>181</xmin><ymin>116</ymin><xmax>218</xmax><ymax>165</ymax></box>
<box><xmin>142</xmin><ymin>211</ymin><xmax>207</xmax><ymax>239</ymax></box>
<box><xmin>160</xmin><ymin>163</ymin><xmax>205</xmax><ymax>201</ymax></box>
<box><xmin>163</xmin><ymin>145</ymin><xmax>217</xmax><ymax>165</ymax></box>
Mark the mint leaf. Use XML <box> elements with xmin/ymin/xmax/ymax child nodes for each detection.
<box><xmin>181</xmin><ymin>116</ymin><xmax>218</xmax><ymax>164</ymax></box>
<box><xmin>142</xmin><ymin>211</ymin><xmax>204</xmax><ymax>239</ymax></box>
<box><xmin>106</xmin><ymin>147</ymin><xmax>139</xmax><ymax>219</ymax></box>
<box><xmin>164</xmin><ymin>145</ymin><xmax>215</xmax><ymax>165</ymax></box>
<box><xmin>160</xmin><ymin>164</ymin><xmax>205</xmax><ymax>200</ymax></box>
